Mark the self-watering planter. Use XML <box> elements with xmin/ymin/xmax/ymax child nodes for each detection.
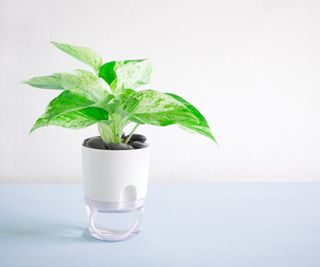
<box><xmin>82</xmin><ymin>142</ymin><xmax>150</xmax><ymax>241</ymax></box>
<box><xmin>24</xmin><ymin>41</ymin><xmax>215</xmax><ymax>242</ymax></box>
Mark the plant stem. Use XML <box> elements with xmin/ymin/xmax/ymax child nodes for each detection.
<box><xmin>124</xmin><ymin>124</ymin><xmax>139</xmax><ymax>144</ymax></box>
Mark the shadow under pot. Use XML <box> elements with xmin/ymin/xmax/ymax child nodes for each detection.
<box><xmin>81</xmin><ymin>139</ymin><xmax>150</xmax><ymax>241</ymax></box>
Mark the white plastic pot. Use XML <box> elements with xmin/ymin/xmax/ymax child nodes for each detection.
<box><xmin>81</xmin><ymin>143</ymin><xmax>150</xmax><ymax>241</ymax></box>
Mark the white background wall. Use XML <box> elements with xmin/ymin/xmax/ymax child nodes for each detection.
<box><xmin>1</xmin><ymin>0</ymin><xmax>319</xmax><ymax>183</ymax></box>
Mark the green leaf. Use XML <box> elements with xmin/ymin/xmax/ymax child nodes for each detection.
<box><xmin>45</xmin><ymin>90</ymin><xmax>95</xmax><ymax>121</ymax></box>
<box><xmin>166</xmin><ymin>93</ymin><xmax>216</xmax><ymax>142</ymax></box>
<box><xmin>99</xmin><ymin>60</ymin><xmax>151</xmax><ymax>94</ymax></box>
<box><xmin>52</xmin><ymin>41</ymin><xmax>103</xmax><ymax>71</ymax></box>
<box><xmin>115</xmin><ymin>60</ymin><xmax>151</xmax><ymax>90</ymax></box>
<box><xmin>23</xmin><ymin>70</ymin><xmax>112</xmax><ymax>103</ymax></box>
<box><xmin>23</xmin><ymin>74</ymin><xmax>64</xmax><ymax>89</ymax></box>
<box><xmin>31</xmin><ymin>90</ymin><xmax>110</xmax><ymax>132</ymax></box>
<box><xmin>121</xmin><ymin>90</ymin><xmax>197</xmax><ymax>126</ymax></box>
<box><xmin>119</xmin><ymin>89</ymin><xmax>216</xmax><ymax>141</ymax></box>
<box><xmin>98</xmin><ymin>61</ymin><xmax>116</xmax><ymax>86</ymax></box>
<box><xmin>31</xmin><ymin>107</ymin><xmax>108</xmax><ymax>132</ymax></box>
<box><xmin>24</xmin><ymin>70</ymin><xmax>114</xmax><ymax>118</ymax></box>
<box><xmin>60</xmin><ymin>69</ymin><xmax>112</xmax><ymax>102</ymax></box>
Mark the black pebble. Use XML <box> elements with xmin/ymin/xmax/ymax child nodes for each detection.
<box><xmin>85</xmin><ymin>136</ymin><xmax>106</xmax><ymax>149</ymax></box>
<box><xmin>82</xmin><ymin>137</ymin><xmax>91</xmax><ymax>146</ymax></box>
<box><xmin>105</xmin><ymin>143</ymin><xmax>134</xmax><ymax>150</ymax></box>
<box><xmin>84</xmin><ymin>135</ymin><xmax>146</xmax><ymax>150</ymax></box>
<box><xmin>131</xmin><ymin>141</ymin><xmax>148</xmax><ymax>149</ymax></box>
<box><xmin>127</xmin><ymin>134</ymin><xmax>147</xmax><ymax>143</ymax></box>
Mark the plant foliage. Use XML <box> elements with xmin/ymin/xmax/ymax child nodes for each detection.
<box><xmin>24</xmin><ymin>42</ymin><xmax>216</xmax><ymax>144</ymax></box>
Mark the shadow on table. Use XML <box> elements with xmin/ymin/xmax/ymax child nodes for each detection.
<box><xmin>0</xmin><ymin>221</ymin><xmax>100</xmax><ymax>243</ymax></box>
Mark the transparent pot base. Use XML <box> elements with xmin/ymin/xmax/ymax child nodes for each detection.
<box><xmin>85</xmin><ymin>197</ymin><xmax>145</xmax><ymax>242</ymax></box>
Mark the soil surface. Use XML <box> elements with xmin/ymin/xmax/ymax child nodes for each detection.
<box><xmin>83</xmin><ymin>134</ymin><xmax>149</xmax><ymax>150</ymax></box>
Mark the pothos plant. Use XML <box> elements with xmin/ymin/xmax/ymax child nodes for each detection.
<box><xmin>23</xmin><ymin>42</ymin><xmax>216</xmax><ymax>145</ymax></box>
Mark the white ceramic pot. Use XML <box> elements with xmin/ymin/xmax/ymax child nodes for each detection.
<box><xmin>81</xmin><ymin>143</ymin><xmax>150</xmax><ymax>241</ymax></box>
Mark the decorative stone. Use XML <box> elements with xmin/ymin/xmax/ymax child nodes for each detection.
<box><xmin>105</xmin><ymin>143</ymin><xmax>134</xmax><ymax>150</ymax></box>
<box><xmin>131</xmin><ymin>141</ymin><xmax>148</xmax><ymax>149</ymax></box>
<box><xmin>85</xmin><ymin>136</ymin><xmax>106</xmax><ymax>150</ymax></box>
<box><xmin>84</xmin><ymin>135</ymin><xmax>148</xmax><ymax>150</ymax></box>
<box><xmin>128</xmin><ymin>134</ymin><xmax>147</xmax><ymax>143</ymax></box>
<box><xmin>82</xmin><ymin>137</ymin><xmax>91</xmax><ymax>146</ymax></box>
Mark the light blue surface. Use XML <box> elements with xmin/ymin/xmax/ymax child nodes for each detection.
<box><xmin>0</xmin><ymin>183</ymin><xmax>319</xmax><ymax>267</ymax></box>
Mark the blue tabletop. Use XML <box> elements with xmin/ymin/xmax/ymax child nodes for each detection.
<box><xmin>0</xmin><ymin>183</ymin><xmax>319</xmax><ymax>267</ymax></box>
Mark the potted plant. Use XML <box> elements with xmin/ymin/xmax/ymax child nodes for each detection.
<box><xmin>23</xmin><ymin>42</ymin><xmax>216</xmax><ymax>241</ymax></box>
